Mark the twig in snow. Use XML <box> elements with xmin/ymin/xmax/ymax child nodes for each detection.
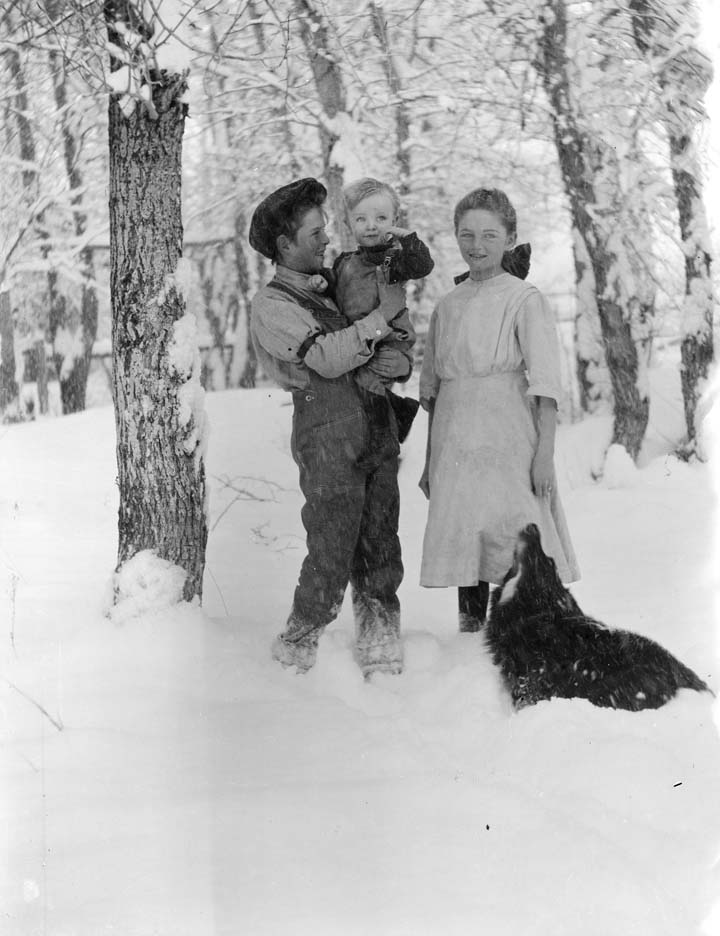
<box><xmin>212</xmin><ymin>473</ymin><xmax>288</xmax><ymax>500</ymax></box>
<box><xmin>210</xmin><ymin>474</ymin><xmax>290</xmax><ymax>532</ymax></box>
<box><xmin>205</xmin><ymin>565</ymin><xmax>230</xmax><ymax>616</ymax></box>
<box><xmin>250</xmin><ymin>522</ymin><xmax>302</xmax><ymax>552</ymax></box>
<box><xmin>5</xmin><ymin>679</ymin><xmax>64</xmax><ymax>732</ymax></box>
<box><xmin>9</xmin><ymin>572</ymin><xmax>19</xmax><ymax>656</ymax></box>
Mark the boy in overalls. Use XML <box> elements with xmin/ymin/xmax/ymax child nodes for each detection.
<box><xmin>249</xmin><ymin>178</ymin><xmax>411</xmax><ymax>677</ymax></box>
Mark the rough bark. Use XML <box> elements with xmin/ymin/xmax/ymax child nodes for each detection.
<box><xmin>537</xmin><ymin>0</ymin><xmax>649</xmax><ymax>459</ymax></box>
<box><xmin>107</xmin><ymin>45</ymin><xmax>207</xmax><ymax>601</ymax></box>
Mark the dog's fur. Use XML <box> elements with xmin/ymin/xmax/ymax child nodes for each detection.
<box><xmin>485</xmin><ymin>524</ymin><xmax>711</xmax><ymax>711</ymax></box>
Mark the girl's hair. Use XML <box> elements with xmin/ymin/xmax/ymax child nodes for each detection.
<box><xmin>343</xmin><ymin>177</ymin><xmax>400</xmax><ymax>217</ymax></box>
<box><xmin>453</xmin><ymin>188</ymin><xmax>517</xmax><ymax>237</ymax></box>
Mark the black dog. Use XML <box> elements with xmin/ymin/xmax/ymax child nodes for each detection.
<box><xmin>485</xmin><ymin>524</ymin><xmax>711</xmax><ymax>711</ymax></box>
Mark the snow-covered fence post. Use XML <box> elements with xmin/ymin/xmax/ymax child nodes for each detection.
<box><xmin>105</xmin><ymin>0</ymin><xmax>208</xmax><ymax>602</ymax></box>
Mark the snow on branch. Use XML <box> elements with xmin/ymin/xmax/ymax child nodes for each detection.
<box><xmin>104</xmin><ymin>0</ymin><xmax>201</xmax><ymax>118</ymax></box>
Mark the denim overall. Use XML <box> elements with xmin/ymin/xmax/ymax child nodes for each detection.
<box><xmin>268</xmin><ymin>279</ymin><xmax>404</xmax><ymax>655</ymax></box>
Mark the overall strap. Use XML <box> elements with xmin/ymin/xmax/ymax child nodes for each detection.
<box><xmin>267</xmin><ymin>278</ymin><xmax>348</xmax><ymax>335</ymax></box>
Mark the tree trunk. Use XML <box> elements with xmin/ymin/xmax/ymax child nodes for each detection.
<box><xmin>0</xmin><ymin>291</ymin><xmax>18</xmax><ymax>415</ymax></box>
<box><xmin>537</xmin><ymin>0</ymin><xmax>649</xmax><ymax>459</ymax></box>
<box><xmin>246</xmin><ymin>1</ymin><xmax>302</xmax><ymax>177</ymax></box>
<box><xmin>629</xmin><ymin>0</ymin><xmax>715</xmax><ymax>452</ymax></box>
<box><xmin>7</xmin><ymin>39</ymin><xmax>69</xmax><ymax>412</ymax></box>
<box><xmin>233</xmin><ymin>211</ymin><xmax>257</xmax><ymax>389</ymax></box>
<box><xmin>47</xmin><ymin>29</ymin><xmax>99</xmax><ymax>415</ymax></box>
<box><xmin>107</xmin><ymin>70</ymin><xmax>208</xmax><ymax>602</ymax></box>
<box><xmin>296</xmin><ymin>0</ymin><xmax>353</xmax><ymax>251</ymax></box>
<box><xmin>572</xmin><ymin>231</ymin><xmax>608</xmax><ymax>415</ymax></box>
<box><xmin>196</xmin><ymin>246</ymin><xmax>226</xmax><ymax>391</ymax></box>
<box><xmin>670</xmin><ymin>131</ymin><xmax>714</xmax><ymax>450</ymax></box>
<box><xmin>369</xmin><ymin>1</ymin><xmax>411</xmax><ymax>224</ymax></box>
<box><xmin>35</xmin><ymin>338</ymin><xmax>49</xmax><ymax>415</ymax></box>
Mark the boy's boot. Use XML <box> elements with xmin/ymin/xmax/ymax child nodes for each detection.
<box><xmin>458</xmin><ymin>582</ymin><xmax>490</xmax><ymax>633</ymax></box>
<box><xmin>352</xmin><ymin>590</ymin><xmax>403</xmax><ymax>678</ymax></box>
<box><xmin>271</xmin><ymin>612</ymin><xmax>321</xmax><ymax>673</ymax></box>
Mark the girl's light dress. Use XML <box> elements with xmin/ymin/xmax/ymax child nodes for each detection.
<box><xmin>419</xmin><ymin>271</ymin><xmax>580</xmax><ymax>587</ymax></box>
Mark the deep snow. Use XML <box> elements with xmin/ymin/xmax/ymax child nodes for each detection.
<box><xmin>2</xmin><ymin>363</ymin><xmax>720</xmax><ymax>935</ymax></box>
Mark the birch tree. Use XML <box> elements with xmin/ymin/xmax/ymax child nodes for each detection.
<box><xmin>368</xmin><ymin>1</ymin><xmax>411</xmax><ymax>217</ymax></box>
<box><xmin>1</xmin><ymin>19</ymin><xmax>46</xmax><ymax>420</ymax></box>
<box><xmin>628</xmin><ymin>0</ymin><xmax>715</xmax><ymax>454</ymax></box>
<box><xmin>0</xmin><ymin>291</ymin><xmax>18</xmax><ymax>415</ymax></box>
<box><xmin>46</xmin><ymin>0</ymin><xmax>99</xmax><ymax>414</ymax></box>
<box><xmin>535</xmin><ymin>0</ymin><xmax>651</xmax><ymax>459</ymax></box>
<box><xmin>294</xmin><ymin>0</ymin><xmax>355</xmax><ymax>251</ymax></box>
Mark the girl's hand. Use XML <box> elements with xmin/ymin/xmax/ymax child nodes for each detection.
<box><xmin>418</xmin><ymin>464</ymin><xmax>430</xmax><ymax>499</ymax></box>
<box><xmin>386</xmin><ymin>226</ymin><xmax>411</xmax><ymax>239</ymax></box>
<box><xmin>531</xmin><ymin>451</ymin><xmax>555</xmax><ymax>498</ymax></box>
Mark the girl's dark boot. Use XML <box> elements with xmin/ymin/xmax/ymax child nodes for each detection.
<box><xmin>458</xmin><ymin>581</ymin><xmax>490</xmax><ymax>632</ymax></box>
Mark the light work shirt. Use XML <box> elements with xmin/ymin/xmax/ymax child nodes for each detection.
<box><xmin>250</xmin><ymin>265</ymin><xmax>393</xmax><ymax>391</ymax></box>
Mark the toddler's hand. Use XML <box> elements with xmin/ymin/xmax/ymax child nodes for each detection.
<box><xmin>368</xmin><ymin>347</ymin><xmax>410</xmax><ymax>380</ymax></box>
<box><xmin>307</xmin><ymin>275</ymin><xmax>328</xmax><ymax>292</ymax></box>
<box><xmin>376</xmin><ymin>271</ymin><xmax>406</xmax><ymax>321</ymax></box>
<box><xmin>386</xmin><ymin>226</ymin><xmax>411</xmax><ymax>239</ymax></box>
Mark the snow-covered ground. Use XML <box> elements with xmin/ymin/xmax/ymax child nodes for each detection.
<box><xmin>2</xmin><ymin>359</ymin><xmax>720</xmax><ymax>936</ymax></box>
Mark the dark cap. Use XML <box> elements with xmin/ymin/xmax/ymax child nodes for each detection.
<box><xmin>248</xmin><ymin>177</ymin><xmax>328</xmax><ymax>260</ymax></box>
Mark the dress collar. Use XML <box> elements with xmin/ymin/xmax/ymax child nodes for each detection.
<box><xmin>454</xmin><ymin>270</ymin><xmax>512</xmax><ymax>287</ymax></box>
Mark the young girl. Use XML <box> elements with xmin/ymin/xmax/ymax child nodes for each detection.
<box><xmin>332</xmin><ymin>177</ymin><xmax>434</xmax><ymax>451</ymax></box>
<box><xmin>419</xmin><ymin>187</ymin><xmax>579</xmax><ymax>631</ymax></box>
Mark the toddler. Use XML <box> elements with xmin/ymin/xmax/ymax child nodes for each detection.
<box><xmin>333</xmin><ymin>177</ymin><xmax>434</xmax><ymax>449</ymax></box>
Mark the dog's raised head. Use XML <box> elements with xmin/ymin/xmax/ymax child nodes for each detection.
<box><xmin>497</xmin><ymin>523</ymin><xmax>568</xmax><ymax>610</ymax></box>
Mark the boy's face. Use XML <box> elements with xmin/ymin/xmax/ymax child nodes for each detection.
<box><xmin>278</xmin><ymin>206</ymin><xmax>329</xmax><ymax>273</ymax></box>
<box><xmin>348</xmin><ymin>192</ymin><xmax>395</xmax><ymax>248</ymax></box>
